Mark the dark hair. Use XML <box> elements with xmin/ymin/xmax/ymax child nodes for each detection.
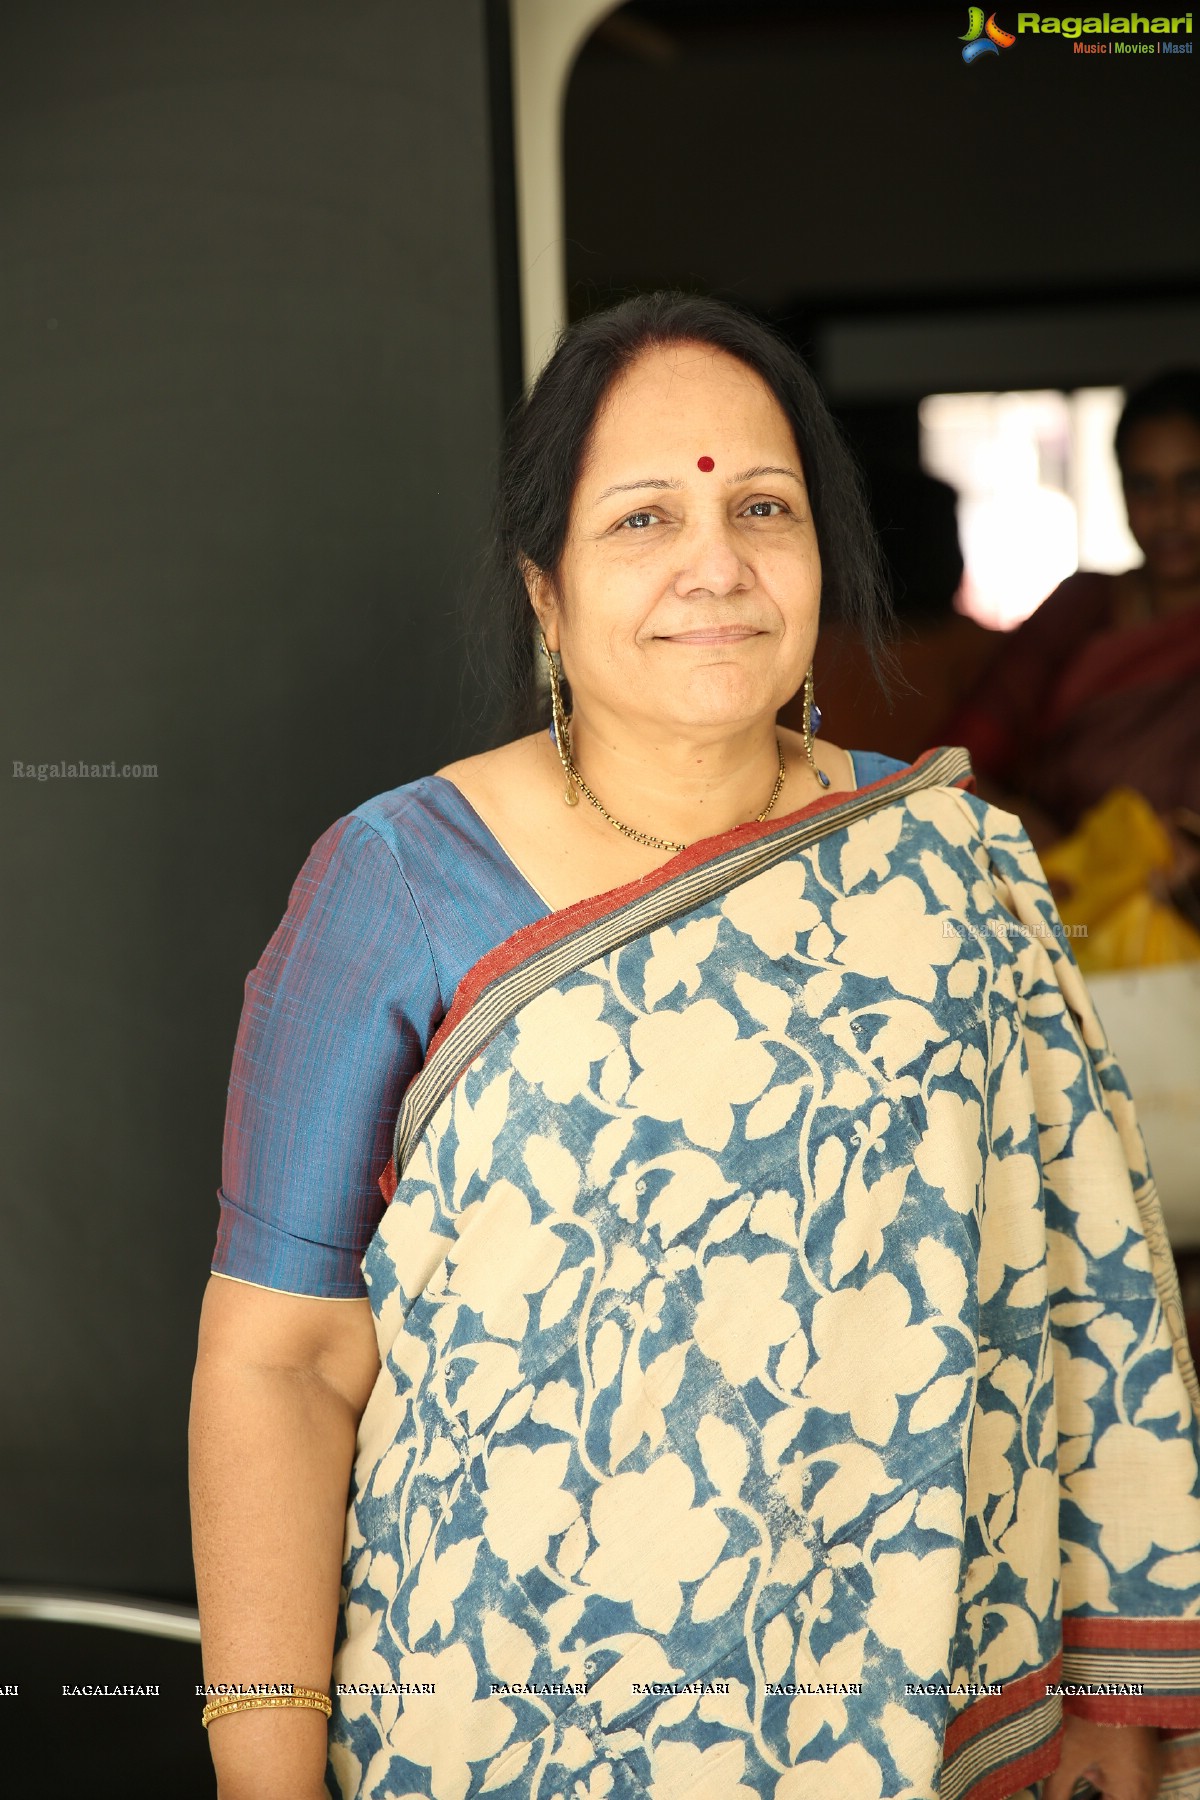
<box><xmin>484</xmin><ymin>291</ymin><xmax>893</xmax><ymax>733</ymax></box>
<box><xmin>1115</xmin><ymin>367</ymin><xmax>1200</xmax><ymax>469</ymax></box>
<box><xmin>867</xmin><ymin>465</ymin><xmax>964</xmax><ymax>627</ymax></box>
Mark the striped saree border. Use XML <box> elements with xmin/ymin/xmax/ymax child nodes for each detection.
<box><xmin>934</xmin><ymin>1623</ymin><xmax>1200</xmax><ymax>1797</ymax></box>
<box><xmin>939</xmin><ymin>1656</ymin><xmax>1062</xmax><ymax>1800</ymax></box>
<box><xmin>1059</xmin><ymin>1616</ymin><xmax>1200</xmax><ymax>1728</ymax></box>
<box><xmin>386</xmin><ymin>745</ymin><xmax>973</xmax><ymax>1183</ymax></box>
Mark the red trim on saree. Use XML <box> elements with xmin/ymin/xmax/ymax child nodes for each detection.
<box><xmin>1058</xmin><ymin>1614</ymin><xmax>1200</xmax><ymax>1728</ymax></box>
<box><xmin>945</xmin><ymin>1657</ymin><xmax>1061</xmax><ymax>1760</ymax></box>
<box><xmin>936</xmin><ymin>1621</ymin><xmax>1200</xmax><ymax>1797</ymax></box>
<box><xmin>376</xmin><ymin>745</ymin><xmax>975</xmax><ymax>1198</ymax></box>
<box><xmin>1063</xmin><ymin>1698</ymin><xmax>1200</xmax><ymax>1730</ymax></box>
<box><xmin>432</xmin><ymin>746</ymin><xmax>970</xmax><ymax>1073</ymax></box>
<box><xmin>940</xmin><ymin>1655</ymin><xmax>1062</xmax><ymax>1800</ymax></box>
<box><xmin>960</xmin><ymin>1740</ymin><xmax>1060</xmax><ymax>1800</ymax></box>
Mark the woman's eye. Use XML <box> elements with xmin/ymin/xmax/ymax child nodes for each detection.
<box><xmin>619</xmin><ymin>510</ymin><xmax>659</xmax><ymax>530</ymax></box>
<box><xmin>744</xmin><ymin>500</ymin><xmax>786</xmax><ymax>518</ymax></box>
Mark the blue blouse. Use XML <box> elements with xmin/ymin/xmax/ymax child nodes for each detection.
<box><xmin>211</xmin><ymin>752</ymin><xmax>907</xmax><ymax>1299</ymax></box>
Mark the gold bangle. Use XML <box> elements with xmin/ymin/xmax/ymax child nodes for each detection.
<box><xmin>201</xmin><ymin>1688</ymin><xmax>332</xmax><ymax>1729</ymax></box>
<box><xmin>201</xmin><ymin>1694</ymin><xmax>331</xmax><ymax>1728</ymax></box>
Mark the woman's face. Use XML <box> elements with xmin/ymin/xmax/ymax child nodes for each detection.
<box><xmin>534</xmin><ymin>343</ymin><xmax>821</xmax><ymax>741</ymax></box>
<box><xmin>1121</xmin><ymin>413</ymin><xmax>1200</xmax><ymax>585</ymax></box>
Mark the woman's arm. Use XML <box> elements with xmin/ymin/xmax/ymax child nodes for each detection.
<box><xmin>189</xmin><ymin>1274</ymin><xmax>381</xmax><ymax>1800</ymax></box>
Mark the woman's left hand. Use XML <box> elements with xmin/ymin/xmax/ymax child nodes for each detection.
<box><xmin>1040</xmin><ymin>1716</ymin><xmax>1160</xmax><ymax>1800</ymax></box>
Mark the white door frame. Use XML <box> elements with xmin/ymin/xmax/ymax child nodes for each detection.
<box><xmin>509</xmin><ymin>0</ymin><xmax>621</xmax><ymax>382</ymax></box>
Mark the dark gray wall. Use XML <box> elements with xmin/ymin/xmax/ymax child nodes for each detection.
<box><xmin>2</xmin><ymin>0</ymin><xmax>512</xmax><ymax>1597</ymax></box>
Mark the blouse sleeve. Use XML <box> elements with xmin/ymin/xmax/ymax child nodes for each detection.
<box><xmin>210</xmin><ymin>811</ymin><xmax>444</xmax><ymax>1300</ymax></box>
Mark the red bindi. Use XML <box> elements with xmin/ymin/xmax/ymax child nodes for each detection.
<box><xmin>697</xmin><ymin>455</ymin><xmax>715</xmax><ymax>472</ymax></box>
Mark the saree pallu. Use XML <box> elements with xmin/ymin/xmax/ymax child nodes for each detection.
<box><xmin>326</xmin><ymin>748</ymin><xmax>1200</xmax><ymax>1800</ymax></box>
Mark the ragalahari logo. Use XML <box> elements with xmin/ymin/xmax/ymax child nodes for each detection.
<box><xmin>960</xmin><ymin>7</ymin><xmax>1017</xmax><ymax>57</ymax></box>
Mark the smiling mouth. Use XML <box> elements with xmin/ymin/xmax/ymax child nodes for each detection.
<box><xmin>658</xmin><ymin>627</ymin><xmax>765</xmax><ymax>644</ymax></box>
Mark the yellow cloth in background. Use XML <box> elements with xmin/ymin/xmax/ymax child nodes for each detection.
<box><xmin>1041</xmin><ymin>787</ymin><xmax>1200</xmax><ymax>972</ymax></box>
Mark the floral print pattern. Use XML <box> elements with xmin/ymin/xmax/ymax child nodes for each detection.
<box><xmin>326</xmin><ymin>785</ymin><xmax>1200</xmax><ymax>1800</ymax></box>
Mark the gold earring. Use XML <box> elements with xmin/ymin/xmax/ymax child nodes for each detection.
<box><xmin>803</xmin><ymin>666</ymin><xmax>831</xmax><ymax>789</ymax></box>
<box><xmin>539</xmin><ymin>632</ymin><xmax>579</xmax><ymax>806</ymax></box>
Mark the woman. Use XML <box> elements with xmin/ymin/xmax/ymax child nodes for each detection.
<box><xmin>190</xmin><ymin>295</ymin><xmax>1200</xmax><ymax>1800</ymax></box>
<box><xmin>945</xmin><ymin>369</ymin><xmax>1200</xmax><ymax>847</ymax></box>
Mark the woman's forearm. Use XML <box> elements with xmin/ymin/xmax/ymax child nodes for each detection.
<box><xmin>189</xmin><ymin>1356</ymin><xmax>362</xmax><ymax>1798</ymax></box>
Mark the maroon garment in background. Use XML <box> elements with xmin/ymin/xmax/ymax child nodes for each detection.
<box><xmin>943</xmin><ymin>571</ymin><xmax>1200</xmax><ymax>833</ymax></box>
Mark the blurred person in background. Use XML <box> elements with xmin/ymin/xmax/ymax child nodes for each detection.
<box><xmin>782</xmin><ymin>464</ymin><xmax>996</xmax><ymax>763</ymax></box>
<box><xmin>944</xmin><ymin>369</ymin><xmax>1200</xmax><ymax>853</ymax></box>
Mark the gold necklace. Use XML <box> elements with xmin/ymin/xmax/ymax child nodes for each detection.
<box><xmin>540</xmin><ymin>637</ymin><xmax>787</xmax><ymax>854</ymax></box>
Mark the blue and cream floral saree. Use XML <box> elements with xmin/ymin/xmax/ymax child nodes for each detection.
<box><xmin>326</xmin><ymin>748</ymin><xmax>1200</xmax><ymax>1800</ymax></box>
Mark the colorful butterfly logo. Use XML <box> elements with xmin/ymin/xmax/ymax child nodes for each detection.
<box><xmin>960</xmin><ymin>7</ymin><xmax>1016</xmax><ymax>60</ymax></box>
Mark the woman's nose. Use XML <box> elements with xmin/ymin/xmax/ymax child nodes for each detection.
<box><xmin>673</xmin><ymin>515</ymin><xmax>750</xmax><ymax>596</ymax></box>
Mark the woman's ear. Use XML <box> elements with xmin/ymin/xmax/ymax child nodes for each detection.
<box><xmin>521</xmin><ymin>556</ymin><xmax>560</xmax><ymax>652</ymax></box>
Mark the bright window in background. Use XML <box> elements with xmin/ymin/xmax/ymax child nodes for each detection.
<box><xmin>919</xmin><ymin>389</ymin><xmax>1140</xmax><ymax>630</ymax></box>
